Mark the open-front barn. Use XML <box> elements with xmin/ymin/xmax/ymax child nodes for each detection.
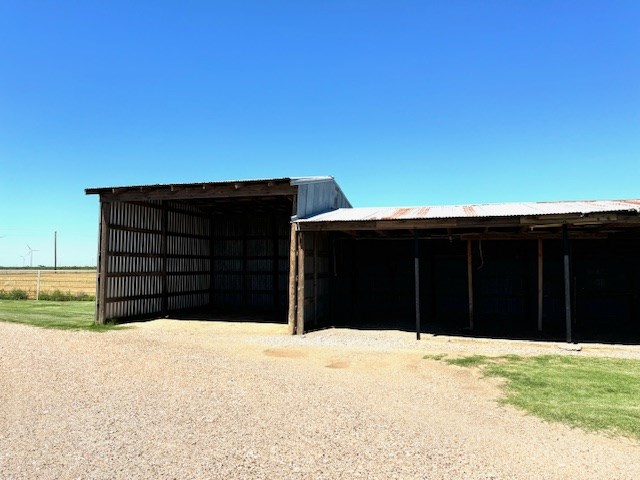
<box><xmin>85</xmin><ymin>177</ymin><xmax>350</xmax><ymax>328</ymax></box>
<box><xmin>295</xmin><ymin>201</ymin><xmax>640</xmax><ymax>343</ymax></box>
<box><xmin>87</xmin><ymin>178</ymin><xmax>640</xmax><ymax>343</ymax></box>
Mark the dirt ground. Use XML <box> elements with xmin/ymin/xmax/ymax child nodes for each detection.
<box><xmin>1</xmin><ymin>320</ymin><xmax>639</xmax><ymax>479</ymax></box>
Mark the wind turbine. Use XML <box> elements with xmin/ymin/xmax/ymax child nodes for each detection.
<box><xmin>26</xmin><ymin>245</ymin><xmax>40</xmax><ymax>267</ymax></box>
<box><xmin>20</xmin><ymin>255</ymin><xmax>27</xmax><ymax>267</ymax></box>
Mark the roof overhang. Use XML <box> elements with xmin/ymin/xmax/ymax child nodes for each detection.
<box><xmin>295</xmin><ymin>200</ymin><xmax>640</xmax><ymax>233</ymax></box>
<box><xmin>85</xmin><ymin>178</ymin><xmax>299</xmax><ymax>202</ymax></box>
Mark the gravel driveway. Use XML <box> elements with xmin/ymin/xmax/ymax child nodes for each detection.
<box><xmin>1</xmin><ymin>320</ymin><xmax>639</xmax><ymax>479</ymax></box>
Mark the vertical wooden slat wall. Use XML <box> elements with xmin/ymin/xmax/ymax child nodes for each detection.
<box><xmin>102</xmin><ymin>200</ymin><xmax>210</xmax><ymax>321</ymax></box>
<box><xmin>211</xmin><ymin>213</ymin><xmax>289</xmax><ymax>313</ymax></box>
<box><xmin>166</xmin><ymin>201</ymin><xmax>211</xmax><ymax>311</ymax></box>
<box><xmin>105</xmin><ymin>200</ymin><xmax>163</xmax><ymax>320</ymax></box>
<box><xmin>297</xmin><ymin>231</ymin><xmax>331</xmax><ymax>332</ymax></box>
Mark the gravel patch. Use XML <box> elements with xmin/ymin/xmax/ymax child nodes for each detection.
<box><xmin>254</xmin><ymin>326</ymin><xmax>640</xmax><ymax>359</ymax></box>
<box><xmin>1</xmin><ymin>320</ymin><xmax>639</xmax><ymax>479</ymax></box>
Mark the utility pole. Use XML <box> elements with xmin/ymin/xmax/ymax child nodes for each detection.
<box><xmin>54</xmin><ymin>231</ymin><xmax>57</xmax><ymax>271</ymax></box>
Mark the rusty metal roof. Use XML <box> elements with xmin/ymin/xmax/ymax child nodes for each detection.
<box><xmin>297</xmin><ymin>199</ymin><xmax>640</xmax><ymax>223</ymax></box>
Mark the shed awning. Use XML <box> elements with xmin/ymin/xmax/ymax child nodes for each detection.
<box><xmin>295</xmin><ymin>199</ymin><xmax>640</xmax><ymax>231</ymax></box>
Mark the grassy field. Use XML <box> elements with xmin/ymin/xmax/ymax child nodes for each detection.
<box><xmin>0</xmin><ymin>300</ymin><xmax>120</xmax><ymax>331</ymax></box>
<box><xmin>0</xmin><ymin>270</ymin><xmax>96</xmax><ymax>299</ymax></box>
<box><xmin>430</xmin><ymin>354</ymin><xmax>640</xmax><ymax>440</ymax></box>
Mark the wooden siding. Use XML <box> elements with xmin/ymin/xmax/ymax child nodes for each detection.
<box><xmin>101</xmin><ymin>200</ymin><xmax>210</xmax><ymax>321</ymax></box>
<box><xmin>211</xmin><ymin>212</ymin><xmax>289</xmax><ymax>315</ymax></box>
<box><xmin>297</xmin><ymin>231</ymin><xmax>331</xmax><ymax>332</ymax></box>
<box><xmin>166</xmin><ymin>202</ymin><xmax>210</xmax><ymax>311</ymax></box>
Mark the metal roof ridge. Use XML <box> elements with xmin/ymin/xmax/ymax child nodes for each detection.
<box><xmin>325</xmin><ymin>198</ymin><xmax>640</xmax><ymax>210</ymax></box>
<box><xmin>289</xmin><ymin>176</ymin><xmax>334</xmax><ymax>185</ymax></box>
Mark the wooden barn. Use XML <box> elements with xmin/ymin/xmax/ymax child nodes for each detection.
<box><xmin>87</xmin><ymin>178</ymin><xmax>640</xmax><ymax>343</ymax></box>
<box><xmin>85</xmin><ymin>177</ymin><xmax>350</xmax><ymax>327</ymax></box>
<box><xmin>295</xmin><ymin>201</ymin><xmax>640</xmax><ymax>343</ymax></box>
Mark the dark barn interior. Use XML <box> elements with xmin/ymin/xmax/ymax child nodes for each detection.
<box><xmin>98</xmin><ymin>196</ymin><xmax>293</xmax><ymax>323</ymax></box>
<box><xmin>296</xmin><ymin>221</ymin><xmax>640</xmax><ymax>344</ymax></box>
<box><xmin>325</xmin><ymin>236</ymin><xmax>640</xmax><ymax>342</ymax></box>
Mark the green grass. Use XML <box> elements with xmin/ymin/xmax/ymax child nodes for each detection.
<box><xmin>444</xmin><ymin>354</ymin><xmax>489</xmax><ymax>367</ymax></box>
<box><xmin>0</xmin><ymin>289</ymin><xmax>95</xmax><ymax>301</ymax></box>
<box><xmin>422</xmin><ymin>353</ymin><xmax>448</xmax><ymax>361</ymax></box>
<box><xmin>433</xmin><ymin>354</ymin><xmax>640</xmax><ymax>439</ymax></box>
<box><xmin>38</xmin><ymin>289</ymin><xmax>95</xmax><ymax>301</ymax></box>
<box><xmin>0</xmin><ymin>300</ymin><xmax>121</xmax><ymax>331</ymax></box>
<box><xmin>0</xmin><ymin>289</ymin><xmax>29</xmax><ymax>300</ymax></box>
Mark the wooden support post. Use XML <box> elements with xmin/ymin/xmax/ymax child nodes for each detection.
<box><xmin>414</xmin><ymin>232</ymin><xmax>421</xmax><ymax>340</ymax></box>
<box><xmin>313</xmin><ymin>232</ymin><xmax>318</xmax><ymax>326</ymax></box>
<box><xmin>272</xmin><ymin>214</ymin><xmax>280</xmax><ymax>316</ymax></box>
<box><xmin>287</xmin><ymin>224</ymin><xmax>298</xmax><ymax>335</ymax></box>
<box><xmin>209</xmin><ymin>216</ymin><xmax>215</xmax><ymax>309</ymax></box>
<box><xmin>242</xmin><ymin>221</ymin><xmax>248</xmax><ymax>308</ymax></box>
<box><xmin>467</xmin><ymin>240</ymin><xmax>474</xmax><ymax>330</ymax></box>
<box><xmin>161</xmin><ymin>201</ymin><xmax>168</xmax><ymax>316</ymax></box>
<box><xmin>563</xmin><ymin>224</ymin><xmax>572</xmax><ymax>343</ymax></box>
<box><xmin>97</xmin><ymin>201</ymin><xmax>111</xmax><ymax>325</ymax></box>
<box><xmin>296</xmin><ymin>231</ymin><xmax>306</xmax><ymax>335</ymax></box>
<box><xmin>537</xmin><ymin>239</ymin><xmax>543</xmax><ymax>332</ymax></box>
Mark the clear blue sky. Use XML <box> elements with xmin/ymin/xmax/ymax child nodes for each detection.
<box><xmin>1</xmin><ymin>1</ymin><xmax>638</xmax><ymax>266</ymax></box>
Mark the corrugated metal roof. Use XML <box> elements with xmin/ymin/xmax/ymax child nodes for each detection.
<box><xmin>85</xmin><ymin>176</ymin><xmax>334</xmax><ymax>194</ymax></box>
<box><xmin>290</xmin><ymin>176</ymin><xmax>335</xmax><ymax>185</ymax></box>
<box><xmin>85</xmin><ymin>177</ymin><xmax>290</xmax><ymax>194</ymax></box>
<box><xmin>297</xmin><ymin>199</ymin><xmax>640</xmax><ymax>223</ymax></box>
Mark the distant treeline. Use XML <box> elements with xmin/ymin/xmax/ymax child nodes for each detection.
<box><xmin>0</xmin><ymin>266</ymin><xmax>96</xmax><ymax>270</ymax></box>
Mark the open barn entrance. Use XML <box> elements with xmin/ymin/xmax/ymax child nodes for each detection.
<box><xmin>326</xmin><ymin>236</ymin><xmax>547</xmax><ymax>337</ymax></box>
<box><xmin>303</xmin><ymin>231</ymin><xmax>640</xmax><ymax>344</ymax></box>
<box><xmin>203</xmin><ymin>198</ymin><xmax>292</xmax><ymax>322</ymax></box>
<box><xmin>99</xmin><ymin>196</ymin><xmax>292</xmax><ymax>324</ymax></box>
<box><xmin>89</xmin><ymin>180</ymin><xmax>300</xmax><ymax>324</ymax></box>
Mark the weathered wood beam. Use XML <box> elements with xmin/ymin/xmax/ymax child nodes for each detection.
<box><xmin>97</xmin><ymin>183</ymin><xmax>296</xmax><ymax>202</ymax></box>
<box><xmin>106</xmin><ymin>288</ymin><xmax>210</xmax><ymax>304</ymax></box>
<box><xmin>287</xmin><ymin>224</ymin><xmax>298</xmax><ymax>335</ymax></box>
<box><xmin>209</xmin><ymin>216</ymin><xmax>215</xmax><ymax>308</ymax></box>
<box><xmin>161</xmin><ymin>201</ymin><xmax>168</xmax><ymax>316</ymax></box>
<box><xmin>467</xmin><ymin>239</ymin><xmax>474</xmax><ymax>330</ymax></box>
<box><xmin>313</xmin><ymin>232</ymin><xmax>318</xmax><ymax>327</ymax></box>
<box><xmin>563</xmin><ymin>224</ymin><xmax>572</xmax><ymax>343</ymax></box>
<box><xmin>242</xmin><ymin>221</ymin><xmax>248</xmax><ymax>308</ymax></box>
<box><xmin>296</xmin><ymin>231</ymin><xmax>306</xmax><ymax>335</ymax></box>
<box><xmin>106</xmin><ymin>293</ymin><xmax>163</xmax><ymax>303</ymax></box>
<box><xmin>124</xmin><ymin>200</ymin><xmax>212</xmax><ymax>219</ymax></box>
<box><xmin>107</xmin><ymin>222</ymin><xmax>212</xmax><ymax>240</ymax></box>
<box><xmin>414</xmin><ymin>232</ymin><xmax>421</xmax><ymax>341</ymax></box>
<box><xmin>537</xmin><ymin>239</ymin><xmax>543</xmax><ymax>332</ymax></box>
<box><xmin>106</xmin><ymin>271</ymin><xmax>163</xmax><ymax>278</ymax></box>
<box><xmin>459</xmin><ymin>232</ymin><xmax>608</xmax><ymax>240</ymax></box>
<box><xmin>272</xmin><ymin>214</ymin><xmax>280</xmax><ymax>316</ymax></box>
<box><xmin>108</xmin><ymin>252</ymin><xmax>209</xmax><ymax>259</ymax></box>
<box><xmin>108</xmin><ymin>224</ymin><xmax>162</xmax><ymax>235</ymax></box>
<box><xmin>335</xmin><ymin>232</ymin><xmax>611</xmax><ymax>241</ymax></box>
<box><xmin>296</xmin><ymin>213</ymin><xmax>640</xmax><ymax>232</ymax></box>
<box><xmin>96</xmin><ymin>201</ymin><xmax>111</xmax><ymax>325</ymax></box>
